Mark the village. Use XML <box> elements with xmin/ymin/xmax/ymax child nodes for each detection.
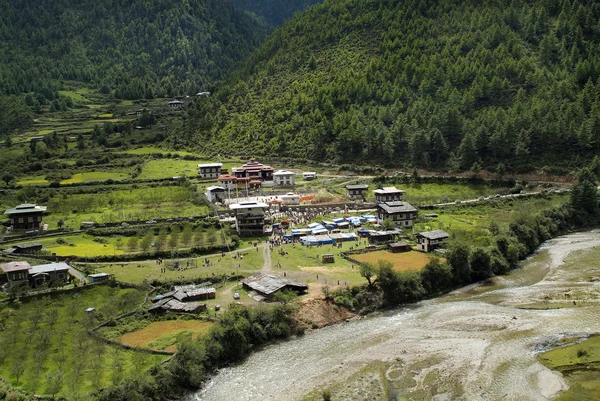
<box><xmin>0</xmin><ymin>155</ymin><xmax>571</xmax><ymax>399</ymax></box>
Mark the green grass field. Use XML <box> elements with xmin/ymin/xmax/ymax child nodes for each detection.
<box><xmin>60</xmin><ymin>171</ymin><xmax>130</xmax><ymax>184</ymax></box>
<box><xmin>0</xmin><ymin>285</ymin><xmax>165</xmax><ymax>398</ymax></box>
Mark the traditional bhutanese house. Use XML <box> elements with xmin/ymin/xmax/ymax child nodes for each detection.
<box><xmin>281</xmin><ymin>192</ymin><xmax>300</xmax><ymax>206</ymax></box>
<box><xmin>376</xmin><ymin>201</ymin><xmax>418</xmax><ymax>227</ymax></box>
<box><xmin>88</xmin><ymin>273</ymin><xmax>111</xmax><ymax>284</ymax></box>
<box><xmin>415</xmin><ymin>230</ymin><xmax>450</xmax><ymax>252</ymax></box>
<box><xmin>273</xmin><ymin>170</ymin><xmax>296</xmax><ymax>186</ymax></box>
<box><xmin>242</xmin><ymin>273</ymin><xmax>308</xmax><ymax>298</ymax></box>
<box><xmin>29</xmin><ymin>262</ymin><xmax>70</xmax><ymax>287</ymax></box>
<box><xmin>373</xmin><ymin>187</ymin><xmax>406</xmax><ymax>203</ymax></box>
<box><xmin>388</xmin><ymin>242</ymin><xmax>411</xmax><ymax>253</ymax></box>
<box><xmin>229</xmin><ymin>202</ymin><xmax>269</xmax><ymax>236</ymax></box>
<box><xmin>0</xmin><ymin>261</ymin><xmax>31</xmax><ymax>288</ymax></box>
<box><xmin>5</xmin><ymin>242</ymin><xmax>43</xmax><ymax>254</ymax></box>
<box><xmin>4</xmin><ymin>203</ymin><xmax>47</xmax><ymax>232</ymax></box>
<box><xmin>205</xmin><ymin>186</ymin><xmax>226</xmax><ymax>203</ymax></box>
<box><xmin>198</xmin><ymin>163</ymin><xmax>223</xmax><ymax>179</ymax></box>
<box><xmin>217</xmin><ymin>174</ymin><xmax>237</xmax><ymax>190</ymax></box>
<box><xmin>345</xmin><ymin>184</ymin><xmax>369</xmax><ymax>200</ymax></box>
<box><xmin>232</xmin><ymin>159</ymin><xmax>274</xmax><ymax>182</ymax></box>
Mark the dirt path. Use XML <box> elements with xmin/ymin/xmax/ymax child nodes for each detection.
<box><xmin>261</xmin><ymin>243</ymin><xmax>273</xmax><ymax>273</ymax></box>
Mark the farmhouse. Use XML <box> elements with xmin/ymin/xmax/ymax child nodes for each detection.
<box><xmin>0</xmin><ymin>261</ymin><xmax>71</xmax><ymax>289</ymax></box>
<box><xmin>242</xmin><ymin>273</ymin><xmax>308</xmax><ymax>298</ymax></box>
<box><xmin>345</xmin><ymin>184</ymin><xmax>369</xmax><ymax>200</ymax></box>
<box><xmin>273</xmin><ymin>170</ymin><xmax>296</xmax><ymax>186</ymax></box>
<box><xmin>198</xmin><ymin>162</ymin><xmax>223</xmax><ymax>179</ymax></box>
<box><xmin>376</xmin><ymin>201</ymin><xmax>418</xmax><ymax>227</ymax></box>
<box><xmin>415</xmin><ymin>230</ymin><xmax>449</xmax><ymax>252</ymax></box>
<box><xmin>229</xmin><ymin>202</ymin><xmax>269</xmax><ymax>236</ymax></box>
<box><xmin>373</xmin><ymin>186</ymin><xmax>405</xmax><ymax>203</ymax></box>
<box><xmin>232</xmin><ymin>159</ymin><xmax>274</xmax><ymax>182</ymax></box>
<box><xmin>217</xmin><ymin>174</ymin><xmax>238</xmax><ymax>190</ymax></box>
<box><xmin>4</xmin><ymin>203</ymin><xmax>47</xmax><ymax>232</ymax></box>
<box><xmin>205</xmin><ymin>186</ymin><xmax>226</xmax><ymax>203</ymax></box>
<box><xmin>2</xmin><ymin>242</ymin><xmax>43</xmax><ymax>254</ymax></box>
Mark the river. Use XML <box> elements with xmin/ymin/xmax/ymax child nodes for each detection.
<box><xmin>192</xmin><ymin>230</ymin><xmax>600</xmax><ymax>401</ymax></box>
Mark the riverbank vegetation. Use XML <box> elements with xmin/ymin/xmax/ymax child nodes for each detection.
<box><xmin>332</xmin><ymin>167</ymin><xmax>600</xmax><ymax>313</ymax></box>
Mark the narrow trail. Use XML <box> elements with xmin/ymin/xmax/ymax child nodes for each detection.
<box><xmin>261</xmin><ymin>243</ymin><xmax>273</xmax><ymax>273</ymax></box>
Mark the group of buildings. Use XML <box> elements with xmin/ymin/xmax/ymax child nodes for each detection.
<box><xmin>201</xmin><ymin>159</ymin><xmax>317</xmax><ymax>204</ymax></box>
<box><xmin>346</xmin><ymin>185</ymin><xmax>418</xmax><ymax>228</ymax></box>
<box><xmin>0</xmin><ymin>261</ymin><xmax>72</xmax><ymax>290</ymax></box>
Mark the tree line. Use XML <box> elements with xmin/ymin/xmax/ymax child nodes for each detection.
<box><xmin>177</xmin><ymin>0</ymin><xmax>600</xmax><ymax>173</ymax></box>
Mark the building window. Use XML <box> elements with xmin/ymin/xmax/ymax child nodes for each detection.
<box><xmin>28</xmin><ymin>217</ymin><xmax>34</xmax><ymax>222</ymax></box>
<box><xmin>18</xmin><ymin>218</ymin><xmax>24</xmax><ymax>223</ymax></box>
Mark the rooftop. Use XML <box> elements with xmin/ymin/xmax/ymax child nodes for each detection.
<box><xmin>345</xmin><ymin>184</ymin><xmax>369</xmax><ymax>190</ymax></box>
<box><xmin>206</xmin><ymin>186</ymin><xmax>225</xmax><ymax>192</ymax></box>
<box><xmin>29</xmin><ymin>262</ymin><xmax>70</xmax><ymax>275</ymax></box>
<box><xmin>378</xmin><ymin>201</ymin><xmax>417</xmax><ymax>214</ymax></box>
<box><xmin>0</xmin><ymin>261</ymin><xmax>32</xmax><ymax>273</ymax></box>
<box><xmin>417</xmin><ymin>229</ymin><xmax>450</xmax><ymax>240</ymax></box>
<box><xmin>229</xmin><ymin>202</ymin><xmax>269</xmax><ymax>210</ymax></box>
<box><xmin>198</xmin><ymin>163</ymin><xmax>223</xmax><ymax>168</ymax></box>
<box><xmin>5</xmin><ymin>204</ymin><xmax>47</xmax><ymax>215</ymax></box>
<box><xmin>242</xmin><ymin>273</ymin><xmax>307</xmax><ymax>295</ymax></box>
<box><xmin>373</xmin><ymin>186</ymin><xmax>405</xmax><ymax>194</ymax></box>
<box><xmin>273</xmin><ymin>170</ymin><xmax>295</xmax><ymax>176</ymax></box>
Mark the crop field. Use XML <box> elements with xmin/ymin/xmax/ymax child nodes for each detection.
<box><xmin>60</xmin><ymin>171</ymin><xmax>130</xmax><ymax>184</ymax></box>
<box><xmin>138</xmin><ymin>159</ymin><xmax>204</xmax><ymax>179</ymax></box>
<box><xmin>118</xmin><ymin>320</ymin><xmax>214</xmax><ymax>351</ymax></box>
<box><xmin>351</xmin><ymin>250</ymin><xmax>435</xmax><ymax>272</ymax></box>
<box><xmin>42</xmin><ymin>186</ymin><xmax>208</xmax><ymax>228</ymax></box>
<box><xmin>0</xmin><ymin>285</ymin><xmax>165</xmax><ymax>398</ymax></box>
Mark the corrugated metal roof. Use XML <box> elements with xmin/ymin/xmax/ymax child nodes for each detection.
<box><xmin>242</xmin><ymin>273</ymin><xmax>307</xmax><ymax>295</ymax></box>
<box><xmin>29</xmin><ymin>262</ymin><xmax>70</xmax><ymax>275</ymax></box>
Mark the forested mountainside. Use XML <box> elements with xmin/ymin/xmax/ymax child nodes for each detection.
<box><xmin>233</xmin><ymin>0</ymin><xmax>321</xmax><ymax>25</ymax></box>
<box><xmin>0</xmin><ymin>0</ymin><xmax>268</xmax><ymax>103</ymax></box>
<box><xmin>177</xmin><ymin>0</ymin><xmax>600</xmax><ymax>172</ymax></box>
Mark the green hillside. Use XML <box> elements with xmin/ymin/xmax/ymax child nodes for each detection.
<box><xmin>177</xmin><ymin>0</ymin><xmax>600</xmax><ymax>172</ymax></box>
<box><xmin>233</xmin><ymin>0</ymin><xmax>322</xmax><ymax>25</ymax></box>
<box><xmin>0</xmin><ymin>0</ymin><xmax>268</xmax><ymax>103</ymax></box>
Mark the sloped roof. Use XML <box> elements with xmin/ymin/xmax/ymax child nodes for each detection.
<box><xmin>242</xmin><ymin>273</ymin><xmax>307</xmax><ymax>295</ymax></box>
<box><xmin>378</xmin><ymin>201</ymin><xmax>417</xmax><ymax>214</ymax></box>
<box><xmin>0</xmin><ymin>261</ymin><xmax>31</xmax><ymax>273</ymax></box>
<box><xmin>29</xmin><ymin>262</ymin><xmax>70</xmax><ymax>275</ymax></box>
<box><xmin>4</xmin><ymin>204</ymin><xmax>47</xmax><ymax>215</ymax></box>
<box><xmin>417</xmin><ymin>230</ymin><xmax>449</xmax><ymax>240</ymax></box>
<box><xmin>373</xmin><ymin>186</ymin><xmax>405</xmax><ymax>194</ymax></box>
<box><xmin>345</xmin><ymin>184</ymin><xmax>369</xmax><ymax>190</ymax></box>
